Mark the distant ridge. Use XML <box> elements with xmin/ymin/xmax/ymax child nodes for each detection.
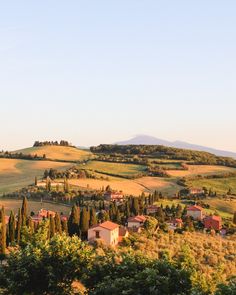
<box><xmin>115</xmin><ymin>135</ymin><xmax>236</xmax><ymax>159</ymax></box>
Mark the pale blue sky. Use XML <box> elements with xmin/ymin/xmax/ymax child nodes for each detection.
<box><xmin>0</xmin><ymin>1</ymin><xmax>236</xmax><ymax>151</ymax></box>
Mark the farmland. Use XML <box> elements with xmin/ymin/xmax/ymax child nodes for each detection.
<box><xmin>77</xmin><ymin>160</ymin><xmax>146</xmax><ymax>178</ymax></box>
<box><xmin>0</xmin><ymin>158</ymin><xmax>71</xmax><ymax>194</ymax></box>
<box><xmin>167</xmin><ymin>165</ymin><xmax>236</xmax><ymax>177</ymax></box>
<box><xmin>0</xmin><ymin>198</ymin><xmax>71</xmax><ymax>215</ymax></box>
<box><xmin>15</xmin><ymin>145</ymin><xmax>92</xmax><ymax>162</ymax></box>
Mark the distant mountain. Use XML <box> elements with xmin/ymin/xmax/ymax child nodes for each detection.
<box><xmin>115</xmin><ymin>135</ymin><xmax>236</xmax><ymax>159</ymax></box>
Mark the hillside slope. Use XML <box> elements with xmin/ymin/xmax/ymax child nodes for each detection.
<box><xmin>15</xmin><ymin>146</ymin><xmax>92</xmax><ymax>162</ymax></box>
<box><xmin>115</xmin><ymin>135</ymin><xmax>236</xmax><ymax>158</ymax></box>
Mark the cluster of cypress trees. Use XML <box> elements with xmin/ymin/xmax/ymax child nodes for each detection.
<box><xmin>68</xmin><ymin>205</ymin><xmax>97</xmax><ymax>239</ymax></box>
<box><xmin>0</xmin><ymin>197</ymin><xmax>69</xmax><ymax>258</ymax></box>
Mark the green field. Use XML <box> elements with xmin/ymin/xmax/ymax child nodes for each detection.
<box><xmin>0</xmin><ymin>158</ymin><xmax>72</xmax><ymax>195</ymax></box>
<box><xmin>78</xmin><ymin>160</ymin><xmax>147</xmax><ymax>177</ymax></box>
<box><xmin>15</xmin><ymin>145</ymin><xmax>92</xmax><ymax>162</ymax></box>
<box><xmin>186</xmin><ymin>176</ymin><xmax>236</xmax><ymax>195</ymax></box>
<box><xmin>0</xmin><ymin>198</ymin><xmax>71</xmax><ymax>215</ymax></box>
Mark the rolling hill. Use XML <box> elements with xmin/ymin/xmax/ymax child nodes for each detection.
<box><xmin>14</xmin><ymin>145</ymin><xmax>92</xmax><ymax>162</ymax></box>
<box><xmin>115</xmin><ymin>135</ymin><xmax>236</xmax><ymax>158</ymax></box>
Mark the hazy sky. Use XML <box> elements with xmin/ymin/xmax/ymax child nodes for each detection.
<box><xmin>0</xmin><ymin>1</ymin><xmax>236</xmax><ymax>151</ymax></box>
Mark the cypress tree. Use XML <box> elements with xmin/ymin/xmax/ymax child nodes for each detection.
<box><xmin>68</xmin><ymin>205</ymin><xmax>80</xmax><ymax>236</ymax></box>
<box><xmin>89</xmin><ymin>208</ymin><xmax>97</xmax><ymax>227</ymax></box>
<box><xmin>0</xmin><ymin>206</ymin><xmax>6</xmax><ymax>256</ymax></box>
<box><xmin>16</xmin><ymin>208</ymin><xmax>22</xmax><ymax>244</ymax></box>
<box><xmin>55</xmin><ymin>212</ymin><xmax>62</xmax><ymax>235</ymax></box>
<box><xmin>35</xmin><ymin>176</ymin><xmax>38</xmax><ymax>186</ymax></box>
<box><xmin>61</xmin><ymin>219</ymin><xmax>68</xmax><ymax>235</ymax></box>
<box><xmin>8</xmin><ymin>211</ymin><xmax>16</xmax><ymax>245</ymax></box>
<box><xmin>27</xmin><ymin>216</ymin><xmax>34</xmax><ymax>235</ymax></box>
<box><xmin>80</xmin><ymin>207</ymin><xmax>89</xmax><ymax>239</ymax></box>
<box><xmin>21</xmin><ymin>196</ymin><xmax>28</xmax><ymax>226</ymax></box>
<box><xmin>49</xmin><ymin>215</ymin><xmax>55</xmax><ymax>238</ymax></box>
<box><xmin>131</xmin><ymin>198</ymin><xmax>140</xmax><ymax>216</ymax></box>
<box><xmin>233</xmin><ymin>212</ymin><xmax>236</xmax><ymax>225</ymax></box>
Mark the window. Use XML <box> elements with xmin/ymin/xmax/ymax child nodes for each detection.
<box><xmin>95</xmin><ymin>231</ymin><xmax>100</xmax><ymax>239</ymax></box>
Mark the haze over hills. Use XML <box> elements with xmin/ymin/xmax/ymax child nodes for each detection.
<box><xmin>115</xmin><ymin>135</ymin><xmax>236</xmax><ymax>159</ymax></box>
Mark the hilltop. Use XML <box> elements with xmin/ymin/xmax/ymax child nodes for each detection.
<box><xmin>14</xmin><ymin>145</ymin><xmax>92</xmax><ymax>162</ymax></box>
<box><xmin>115</xmin><ymin>135</ymin><xmax>236</xmax><ymax>158</ymax></box>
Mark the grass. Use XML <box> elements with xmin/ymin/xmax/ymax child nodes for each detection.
<box><xmin>0</xmin><ymin>158</ymin><xmax>72</xmax><ymax>195</ymax></box>
<box><xmin>0</xmin><ymin>198</ymin><xmax>71</xmax><ymax>215</ymax></box>
<box><xmin>15</xmin><ymin>146</ymin><xmax>92</xmax><ymax>162</ymax></box>
<box><xmin>78</xmin><ymin>160</ymin><xmax>147</xmax><ymax>177</ymax></box>
<box><xmin>186</xmin><ymin>176</ymin><xmax>236</xmax><ymax>195</ymax></box>
<box><xmin>167</xmin><ymin>165</ymin><xmax>236</xmax><ymax>177</ymax></box>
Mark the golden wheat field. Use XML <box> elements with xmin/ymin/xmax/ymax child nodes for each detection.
<box><xmin>0</xmin><ymin>158</ymin><xmax>71</xmax><ymax>194</ymax></box>
<box><xmin>67</xmin><ymin>176</ymin><xmax>175</xmax><ymax>195</ymax></box>
<box><xmin>167</xmin><ymin>165</ymin><xmax>236</xmax><ymax>177</ymax></box>
<box><xmin>15</xmin><ymin>146</ymin><xmax>92</xmax><ymax>161</ymax></box>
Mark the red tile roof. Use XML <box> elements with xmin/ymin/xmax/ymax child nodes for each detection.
<box><xmin>205</xmin><ymin>215</ymin><xmax>221</xmax><ymax>221</ymax></box>
<box><xmin>128</xmin><ymin>215</ymin><xmax>146</xmax><ymax>223</ymax></box>
<box><xmin>90</xmin><ymin>221</ymin><xmax>119</xmax><ymax>231</ymax></box>
<box><xmin>187</xmin><ymin>205</ymin><xmax>203</xmax><ymax>211</ymax></box>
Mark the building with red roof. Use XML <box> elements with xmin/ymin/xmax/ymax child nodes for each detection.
<box><xmin>88</xmin><ymin>221</ymin><xmax>120</xmax><ymax>246</ymax></box>
<box><xmin>104</xmin><ymin>191</ymin><xmax>124</xmax><ymax>203</ymax></box>
<box><xmin>187</xmin><ymin>205</ymin><xmax>204</xmax><ymax>220</ymax></box>
<box><xmin>146</xmin><ymin>205</ymin><xmax>159</xmax><ymax>215</ymax></box>
<box><xmin>127</xmin><ymin>215</ymin><xmax>146</xmax><ymax>229</ymax></box>
<box><xmin>204</xmin><ymin>215</ymin><xmax>222</xmax><ymax>231</ymax></box>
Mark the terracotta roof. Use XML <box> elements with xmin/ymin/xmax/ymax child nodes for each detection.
<box><xmin>89</xmin><ymin>221</ymin><xmax>119</xmax><ymax>231</ymax></box>
<box><xmin>205</xmin><ymin>215</ymin><xmax>221</xmax><ymax>221</ymax></box>
<box><xmin>174</xmin><ymin>218</ymin><xmax>183</xmax><ymax>223</ymax></box>
<box><xmin>187</xmin><ymin>205</ymin><xmax>203</xmax><ymax>211</ymax></box>
<box><xmin>128</xmin><ymin>215</ymin><xmax>146</xmax><ymax>223</ymax></box>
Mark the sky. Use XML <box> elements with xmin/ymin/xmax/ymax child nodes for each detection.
<box><xmin>0</xmin><ymin>1</ymin><xmax>236</xmax><ymax>151</ymax></box>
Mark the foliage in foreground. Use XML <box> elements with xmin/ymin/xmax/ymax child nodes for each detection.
<box><xmin>0</xmin><ymin>225</ymin><xmax>235</xmax><ymax>295</ymax></box>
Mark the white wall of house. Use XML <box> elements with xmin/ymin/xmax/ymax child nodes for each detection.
<box><xmin>88</xmin><ymin>226</ymin><xmax>119</xmax><ymax>246</ymax></box>
<box><xmin>187</xmin><ymin>210</ymin><xmax>203</xmax><ymax>220</ymax></box>
<box><xmin>128</xmin><ymin>221</ymin><xmax>142</xmax><ymax>228</ymax></box>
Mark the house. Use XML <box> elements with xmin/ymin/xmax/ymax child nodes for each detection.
<box><xmin>127</xmin><ymin>215</ymin><xmax>146</xmax><ymax>229</ymax></box>
<box><xmin>104</xmin><ymin>191</ymin><xmax>124</xmax><ymax>202</ymax></box>
<box><xmin>188</xmin><ymin>188</ymin><xmax>204</xmax><ymax>196</ymax></box>
<box><xmin>204</xmin><ymin>215</ymin><xmax>222</xmax><ymax>231</ymax></box>
<box><xmin>38</xmin><ymin>209</ymin><xmax>56</xmax><ymax>218</ymax></box>
<box><xmin>167</xmin><ymin>218</ymin><xmax>183</xmax><ymax>230</ymax></box>
<box><xmin>187</xmin><ymin>205</ymin><xmax>204</xmax><ymax>220</ymax></box>
<box><xmin>146</xmin><ymin>205</ymin><xmax>159</xmax><ymax>215</ymax></box>
<box><xmin>88</xmin><ymin>221</ymin><xmax>120</xmax><ymax>246</ymax></box>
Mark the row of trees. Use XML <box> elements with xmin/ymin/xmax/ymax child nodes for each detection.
<box><xmin>33</xmin><ymin>140</ymin><xmax>72</xmax><ymax>147</ymax></box>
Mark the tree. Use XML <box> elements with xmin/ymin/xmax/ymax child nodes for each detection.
<box><xmin>80</xmin><ymin>207</ymin><xmax>89</xmax><ymax>239</ymax></box>
<box><xmin>8</xmin><ymin>211</ymin><xmax>16</xmax><ymax>245</ymax></box>
<box><xmin>68</xmin><ymin>205</ymin><xmax>80</xmax><ymax>236</ymax></box>
<box><xmin>55</xmin><ymin>212</ymin><xmax>62</xmax><ymax>235</ymax></box>
<box><xmin>233</xmin><ymin>212</ymin><xmax>236</xmax><ymax>225</ymax></box>
<box><xmin>21</xmin><ymin>196</ymin><xmax>28</xmax><ymax>226</ymax></box>
<box><xmin>216</xmin><ymin>279</ymin><xmax>236</xmax><ymax>295</ymax></box>
<box><xmin>144</xmin><ymin>216</ymin><xmax>158</xmax><ymax>234</ymax></box>
<box><xmin>0</xmin><ymin>233</ymin><xmax>93</xmax><ymax>295</ymax></box>
<box><xmin>89</xmin><ymin>208</ymin><xmax>97</xmax><ymax>227</ymax></box>
<box><xmin>131</xmin><ymin>198</ymin><xmax>139</xmax><ymax>216</ymax></box>
<box><xmin>34</xmin><ymin>176</ymin><xmax>38</xmax><ymax>186</ymax></box>
<box><xmin>84</xmin><ymin>253</ymin><xmax>193</xmax><ymax>295</ymax></box>
<box><xmin>0</xmin><ymin>206</ymin><xmax>6</xmax><ymax>256</ymax></box>
<box><xmin>16</xmin><ymin>208</ymin><xmax>22</xmax><ymax>244</ymax></box>
<box><xmin>49</xmin><ymin>215</ymin><xmax>56</xmax><ymax>238</ymax></box>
